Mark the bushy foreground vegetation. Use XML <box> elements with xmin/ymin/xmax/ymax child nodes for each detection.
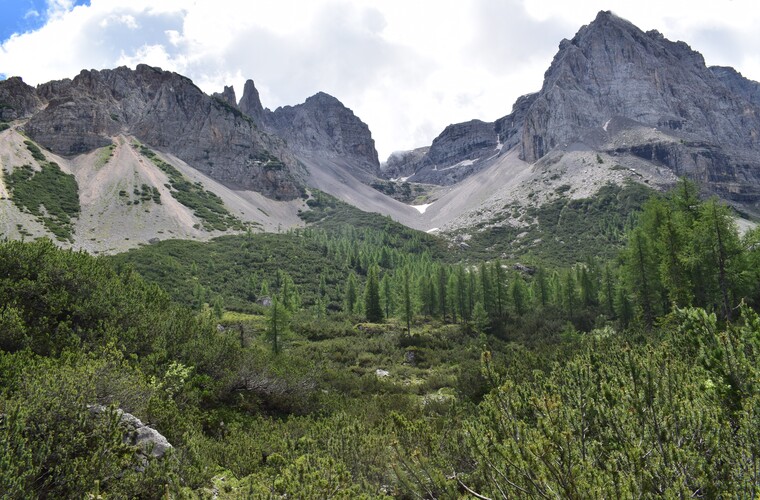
<box><xmin>4</xmin><ymin>180</ymin><xmax>760</xmax><ymax>497</ymax></box>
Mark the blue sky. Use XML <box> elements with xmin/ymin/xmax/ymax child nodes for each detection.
<box><xmin>0</xmin><ymin>0</ymin><xmax>89</xmax><ymax>41</ymax></box>
<box><xmin>0</xmin><ymin>0</ymin><xmax>759</xmax><ymax>157</ymax></box>
<box><xmin>0</xmin><ymin>0</ymin><xmax>89</xmax><ymax>78</ymax></box>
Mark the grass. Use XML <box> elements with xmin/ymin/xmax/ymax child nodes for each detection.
<box><xmin>3</xmin><ymin>141</ymin><xmax>80</xmax><ymax>241</ymax></box>
<box><xmin>137</xmin><ymin>144</ymin><xmax>244</xmax><ymax>231</ymax></box>
<box><xmin>94</xmin><ymin>144</ymin><xmax>115</xmax><ymax>169</ymax></box>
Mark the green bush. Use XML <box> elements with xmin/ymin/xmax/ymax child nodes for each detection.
<box><xmin>137</xmin><ymin>145</ymin><xmax>243</xmax><ymax>231</ymax></box>
<box><xmin>3</xmin><ymin>155</ymin><xmax>80</xmax><ymax>241</ymax></box>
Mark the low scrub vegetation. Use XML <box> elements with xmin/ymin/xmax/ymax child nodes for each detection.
<box><xmin>3</xmin><ymin>140</ymin><xmax>80</xmax><ymax>240</ymax></box>
<box><xmin>137</xmin><ymin>144</ymin><xmax>244</xmax><ymax>231</ymax></box>
<box><xmin>5</xmin><ymin>180</ymin><xmax>760</xmax><ymax>497</ymax></box>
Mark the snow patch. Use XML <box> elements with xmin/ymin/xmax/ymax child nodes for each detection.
<box><xmin>437</xmin><ymin>158</ymin><xmax>480</xmax><ymax>172</ymax></box>
<box><xmin>495</xmin><ymin>134</ymin><xmax>504</xmax><ymax>152</ymax></box>
<box><xmin>426</xmin><ymin>227</ymin><xmax>440</xmax><ymax>233</ymax></box>
<box><xmin>603</xmin><ymin>119</ymin><xmax>610</xmax><ymax>132</ymax></box>
<box><xmin>411</xmin><ymin>202</ymin><xmax>434</xmax><ymax>214</ymax></box>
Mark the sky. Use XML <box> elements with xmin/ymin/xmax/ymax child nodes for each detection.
<box><xmin>1</xmin><ymin>0</ymin><xmax>759</xmax><ymax>160</ymax></box>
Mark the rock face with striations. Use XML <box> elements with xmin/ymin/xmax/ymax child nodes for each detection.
<box><xmin>519</xmin><ymin>11</ymin><xmax>760</xmax><ymax>162</ymax></box>
<box><xmin>238</xmin><ymin>79</ymin><xmax>265</xmax><ymax>123</ymax></box>
<box><xmin>18</xmin><ymin>65</ymin><xmax>304</xmax><ymax>200</ymax></box>
<box><xmin>0</xmin><ymin>77</ymin><xmax>44</xmax><ymax>121</ymax></box>
<box><xmin>380</xmin><ymin>146</ymin><xmax>429</xmax><ymax>180</ymax></box>
<box><xmin>516</xmin><ymin>11</ymin><xmax>760</xmax><ymax>205</ymax></box>
<box><xmin>264</xmin><ymin>92</ymin><xmax>380</xmax><ymax>182</ymax></box>
<box><xmin>391</xmin><ymin>120</ymin><xmax>500</xmax><ymax>185</ymax></box>
<box><xmin>710</xmin><ymin>66</ymin><xmax>760</xmax><ymax>108</ymax></box>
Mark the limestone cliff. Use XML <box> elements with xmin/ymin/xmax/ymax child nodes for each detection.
<box><xmin>12</xmin><ymin>65</ymin><xmax>304</xmax><ymax>200</ymax></box>
<box><xmin>264</xmin><ymin>92</ymin><xmax>380</xmax><ymax>182</ymax></box>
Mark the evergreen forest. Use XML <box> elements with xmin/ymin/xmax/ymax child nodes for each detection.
<box><xmin>4</xmin><ymin>181</ymin><xmax>760</xmax><ymax>498</ymax></box>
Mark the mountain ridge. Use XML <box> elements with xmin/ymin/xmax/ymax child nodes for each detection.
<box><xmin>385</xmin><ymin>10</ymin><xmax>760</xmax><ymax>216</ymax></box>
<box><xmin>2</xmin><ymin>10</ymin><xmax>760</xmax><ymax>254</ymax></box>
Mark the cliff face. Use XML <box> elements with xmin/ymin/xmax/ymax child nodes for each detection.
<box><xmin>386</xmin><ymin>11</ymin><xmax>760</xmax><ymax>210</ymax></box>
<box><xmin>1</xmin><ymin>65</ymin><xmax>385</xmax><ymax>203</ymax></box>
<box><xmin>520</xmin><ymin>11</ymin><xmax>760</xmax><ymax>162</ymax></box>
<box><xmin>10</xmin><ymin>65</ymin><xmax>304</xmax><ymax>200</ymax></box>
<box><xmin>710</xmin><ymin>66</ymin><xmax>760</xmax><ymax>109</ymax></box>
<box><xmin>264</xmin><ymin>92</ymin><xmax>380</xmax><ymax>182</ymax></box>
<box><xmin>0</xmin><ymin>77</ymin><xmax>44</xmax><ymax>121</ymax></box>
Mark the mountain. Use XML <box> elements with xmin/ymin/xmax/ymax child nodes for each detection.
<box><xmin>387</xmin><ymin>11</ymin><xmax>760</xmax><ymax>215</ymax></box>
<box><xmin>0</xmin><ymin>66</ymin><xmax>404</xmax><ymax>252</ymax></box>
<box><xmin>26</xmin><ymin>65</ymin><xmax>306</xmax><ymax>200</ymax></box>
<box><xmin>2</xmin><ymin>11</ymin><xmax>760</xmax><ymax>254</ymax></box>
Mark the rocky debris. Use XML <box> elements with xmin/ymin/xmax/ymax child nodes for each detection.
<box><xmin>22</xmin><ymin>65</ymin><xmax>304</xmax><ymax>200</ymax></box>
<box><xmin>88</xmin><ymin>405</ymin><xmax>172</xmax><ymax>462</ymax></box>
<box><xmin>0</xmin><ymin>77</ymin><xmax>44</xmax><ymax>121</ymax></box>
<box><xmin>404</xmin><ymin>349</ymin><xmax>417</xmax><ymax>366</ymax></box>
<box><xmin>375</xmin><ymin>369</ymin><xmax>390</xmax><ymax>378</ymax></box>
<box><xmin>265</xmin><ymin>92</ymin><xmax>380</xmax><ymax>182</ymax></box>
<box><xmin>512</xmin><ymin>263</ymin><xmax>536</xmax><ymax>275</ymax></box>
<box><xmin>257</xmin><ymin>296</ymin><xmax>273</xmax><ymax>307</ymax></box>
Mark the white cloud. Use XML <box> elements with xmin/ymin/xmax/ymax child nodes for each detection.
<box><xmin>1</xmin><ymin>0</ymin><xmax>759</xmax><ymax>159</ymax></box>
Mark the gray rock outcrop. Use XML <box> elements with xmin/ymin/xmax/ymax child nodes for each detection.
<box><xmin>381</xmin><ymin>120</ymin><xmax>501</xmax><ymax>185</ymax></box>
<box><xmin>386</xmin><ymin>10</ymin><xmax>760</xmax><ymax>212</ymax></box>
<box><xmin>380</xmin><ymin>146</ymin><xmax>429</xmax><ymax>179</ymax></box>
<box><xmin>238</xmin><ymin>79</ymin><xmax>265</xmax><ymax>123</ymax></box>
<box><xmin>0</xmin><ymin>77</ymin><xmax>44</xmax><ymax>121</ymax></box>
<box><xmin>212</xmin><ymin>85</ymin><xmax>237</xmax><ymax>108</ymax></box>
<box><xmin>89</xmin><ymin>405</ymin><xmax>172</xmax><ymax>461</ymax></box>
<box><xmin>710</xmin><ymin>66</ymin><xmax>760</xmax><ymax>108</ymax></box>
<box><xmin>265</xmin><ymin>92</ymin><xmax>380</xmax><ymax>182</ymax></box>
<box><xmin>21</xmin><ymin>65</ymin><xmax>305</xmax><ymax>200</ymax></box>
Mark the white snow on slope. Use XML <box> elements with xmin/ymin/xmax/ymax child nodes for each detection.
<box><xmin>411</xmin><ymin>202</ymin><xmax>434</xmax><ymax>214</ymax></box>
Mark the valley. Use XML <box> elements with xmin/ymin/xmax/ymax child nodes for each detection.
<box><xmin>2</xmin><ymin>8</ymin><xmax>760</xmax><ymax>499</ymax></box>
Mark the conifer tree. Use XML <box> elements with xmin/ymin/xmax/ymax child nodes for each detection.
<box><xmin>623</xmin><ymin>228</ymin><xmax>659</xmax><ymax>328</ymax></box>
<box><xmin>437</xmin><ymin>266</ymin><xmax>448</xmax><ymax>322</ymax></box>
<box><xmin>364</xmin><ymin>265</ymin><xmax>383</xmax><ymax>323</ymax></box>
<box><xmin>533</xmin><ymin>267</ymin><xmax>549</xmax><ymax>308</ymax></box>
<box><xmin>400</xmin><ymin>268</ymin><xmax>413</xmax><ymax>336</ymax></box>
<box><xmin>345</xmin><ymin>271</ymin><xmax>359</xmax><ymax>315</ymax></box>
<box><xmin>381</xmin><ymin>273</ymin><xmax>394</xmax><ymax>319</ymax></box>
<box><xmin>511</xmin><ymin>277</ymin><xmax>527</xmax><ymax>317</ymax></box>
<box><xmin>266</xmin><ymin>297</ymin><xmax>289</xmax><ymax>354</ymax></box>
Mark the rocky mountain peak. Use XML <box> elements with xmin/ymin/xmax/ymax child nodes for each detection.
<box><xmin>213</xmin><ymin>85</ymin><xmax>237</xmax><ymax>108</ymax></box>
<box><xmin>520</xmin><ymin>10</ymin><xmax>760</xmax><ymax>162</ymax></box>
<box><xmin>265</xmin><ymin>91</ymin><xmax>380</xmax><ymax>180</ymax></box>
<box><xmin>0</xmin><ymin>76</ymin><xmax>44</xmax><ymax>121</ymax></box>
<box><xmin>16</xmin><ymin>65</ymin><xmax>304</xmax><ymax>200</ymax></box>
<box><xmin>238</xmin><ymin>79</ymin><xmax>264</xmax><ymax>122</ymax></box>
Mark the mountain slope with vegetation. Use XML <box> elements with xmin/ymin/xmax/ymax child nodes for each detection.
<box><xmin>5</xmin><ymin>180</ymin><xmax>760</xmax><ymax>497</ymax></box>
